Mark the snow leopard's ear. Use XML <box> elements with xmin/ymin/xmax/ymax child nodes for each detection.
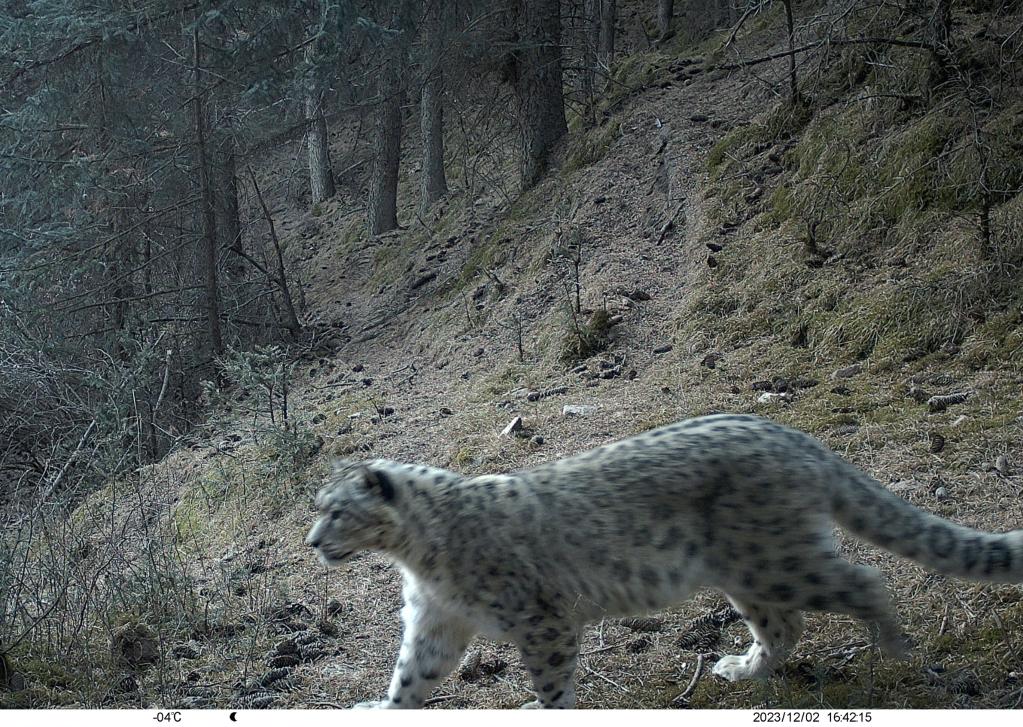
<box><xmin>358</xmin><ymin>466</ymin><xmax>396</xmax><ymax>503</ymax></box>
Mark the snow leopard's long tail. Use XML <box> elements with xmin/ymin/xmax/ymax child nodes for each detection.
<box><xmin>830</xmin><ymin>465</ymin><xmax>1023</xmax><ymax>583</ymax></box>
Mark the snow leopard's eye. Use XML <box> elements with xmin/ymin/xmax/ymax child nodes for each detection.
<box><xmin>330</xmin><ymin>510</ymin><xmax>341</xmax><ymax>521</ymax></box>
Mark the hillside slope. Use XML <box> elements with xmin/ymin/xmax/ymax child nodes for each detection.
<box><xmin>5</xmin><ymin>4</ymin><xmax>1022</xmax><ymax>711</ymax></box>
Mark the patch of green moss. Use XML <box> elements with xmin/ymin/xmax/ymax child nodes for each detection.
<box><xmin>564</xmin><ymin>120</ymin><xmax>623</xmax><ymax>172</ymax></box>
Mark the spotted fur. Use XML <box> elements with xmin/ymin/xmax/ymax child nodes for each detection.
<box><xmin>305</xmin><ymin>413</ymin><xmax>1023</xmax><ymax>708</ymax></box>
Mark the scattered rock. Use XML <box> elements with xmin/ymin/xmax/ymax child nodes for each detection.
<box><xmin>751</xmin><ymin>380</ymin><xmax>774</xmax><ymax>392</ymax></box>
<box><xmin>706</xmin><ymin>255</ymin><xmax>718</xmax><ymax>268</ymax></box>
<box><xmin>626</xmin><ymin>369</ymin><xmax>637</xmax><ymax>380</ymax></box>
<box><xmin>562</xmin><ymin>405</ymin><xmax>596</xmax><ymax>417</ymax></box>
<box><xmin>627</xmin><ymin>289</ymin><xmax>652</xmax><ymax>302</ymax></box>
<box><xmin>653</xmin><ymin>344</ymin><xmax>673</xmax><ymax>355</ymax></box>
<box><xmin>832</xmin><ymin>363</ymin><xmax>862</xmax><ymax>379</ymax></box>
<box><xmin>929</xmin><ymin>433</ymin><xmax>946</xmax><ymax>454</ymax></box>
<box><xmin>701</xmin><ymin>352</ymin><xmax>721</xmax><ymax>369</ymax></box>
<box><xmin>689</xmin><ymin>114</ymin><xmax>709</xmax><ymax>123</ymax></box>
<box><xmin>500</xmin><ymin>416</ymin><xmax>524</xmax><ymax>437</ymax></box>
<box><xmin>833</xmin><ymin>424</ymin><xmax>860</xmax><ymax>436</ymax></box>
<box><xmin>935</xmin><ymin>487</ymin><xmax>950</xmax><ymax>501</ymax></box>
<box><xmin>326</xmin><ymin>599</ymin><xmax>344</xmax><ymax>618</ymax></box>
<box><xmin>410</xmin><ymin>272</ymin><xmax>437</xmax><ymax>289</ymax></box>
<box><xmin>706</xmin><ymin>242</ymin><xmax>723</xmax><ymax>252</ymax></box>
<box><xmin>830</xmin><ymin>386</ymin><xmax>851</xmax><ymax>396</ymax></box>
<box><xmin>361</xmin><ymin>377</ymin><xmax>374</xmax><ymax>386</ymax></box>
<box><xmin>757</xmin><ymin>392</ymin><xmax>791</xmax><ymax>405</ymax></box>
<box><xmin>352</xmin><ymin>364</ymin><xmax>364</xmax><ymax>372</ymax></box>
<box><xmin>994</xmin><ymin>454</ymin><xmax>1011</xmax><ymax>475</ymax></box>
<box><xmin>439</xmin><ymin>406</ymin><xmax>454</xmax><ymax>416</ymax></box>
<box><xmin>593</xmin><ymin>195</ymin><xmax>607</xmax><ymax>204</ymax></box>
<box><xmin>530</xmin><ymin>435</ymin><xmax>545</xmax><ymax>447</ymax></box>
<box><xmin>377</xmin><ymin>405</ymin><xmax>395</xmax><ymax>417</ymax></box>
<box><xmin>619</xmin><ymin>616</ymin><xmax>664</xmax><ymax>632</ymax></box>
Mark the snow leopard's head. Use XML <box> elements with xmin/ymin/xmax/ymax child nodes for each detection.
<box><xmin>305</xmin><ymin>460</ymin><xmax>399</xmax><ymax>567</ymax></box>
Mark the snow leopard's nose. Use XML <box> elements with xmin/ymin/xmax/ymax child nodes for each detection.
<box><xmin>305</xmin><ymin>530</ymin><xmax>321</xmax><ymax>548</ymax></box>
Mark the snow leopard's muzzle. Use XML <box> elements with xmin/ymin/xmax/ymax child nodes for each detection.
<box><xmin>304</xmin><ymin>516</ymin><xmax>357</xmax><ymax>566</ymax></box>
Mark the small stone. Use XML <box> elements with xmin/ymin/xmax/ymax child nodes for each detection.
<box><xmin>831</xmin><ymin>385</ymin><xmax>851</xmax><ymax>396</ymax></box>
<box><xmin>832</xmin><ymin>363</ymin><xmax>862</xmax><ymax>379</ymax></box>
<box><xmin>626</xmin><ymin>369</ymin><xmax>637</xmax><ymax>380</ymax></box>
<box><xmin>593</xmin><ymin>195</ymin><xmax>607</xmax><ymax>204</ymax></box>
<box><xmin>751</xmin><ymin>381</ymin><xmax>774</xmax><ymax>392</ymax></box>
<box><xmin>627</xmin><ymin>289</ymin><xmax>652</xmax><ymax>302</ymax></box>
<box><xmin>834</xmin><ymin>424</ymin><xmax>860</xmax><ymax>435</ymax></box>
<box><xmin>378</xmin><ymin>406</ymin><xmax>394</xmax><ymax>417</ymax></box>
<box><xmin>701</xmin><ymin>352</ymin><xmax>720</xmax><ymax>368</ymax></box>
<box><xmin>994</xmin><ymin>455</ymin><xmax>1010</xmax><ymax>475</ymax></box>
<box><xmin>500</xmin><ymin>416</ymin><xmax>523</xmax><ymax>437</ymax></box>
<box><xmin>326</xmin><ymin>599</ymin><xmax>344</xmax><ymax>617</ymax></box>
<box><xmin>439</xmin><ymin>407</ymin><xmax>454</xmax><ymax>416</ymax></box>
<box><xmin>706</xmin><ymin>255</ymin><xmax>718</xmax><ymax>268</ymax></box>
<box><xmin>653</xmin><ymin>344</ymin><xmax>673</xmax><ymax>355</ymax></box>
<box><xmin>530</xmin><ymin>435</ymin><xmax>544</xmax><ymax>446</ymax></box>
<box><xmin>935</xmin><ymin>487</ymin><xmax>950</xmax><ymax>501</ymax></box>
<box><xmin>361</xmin><ymin>377</ymin><xmax>373</xmax><ymax>386</ymax></box>
<box><xmin>352</xmin><ymin>364</ymin><xmax>364</xmax><ymax>372</ymax></box>
<box><xmin>690</xmin><ymin>114</ymin><xmax>709</xmax><ymax>123</ymax></box>
<box><xmin>706</xmin><ymin>242</ymin><xmax>723</xmax><ymax>252</ymax></box>
<box><xmin>562</xmin><ymin>405</ymin><xmax>596</xmax><ymax>417</ymax></box>
<box><xmin>929</xmin><ymin>433</ymin><xmax>946</xmax><ymax>453</ymax></box>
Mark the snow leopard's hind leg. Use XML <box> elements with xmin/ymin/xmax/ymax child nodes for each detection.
<box><xmin>713</xmin><ymin>596</ymin><xmax>805</xmax><ymax>681</ymax></box>
<box><xmin>514</xmin><ymin>619</ymin><xmax>580</xmax><ymax>708</ymax></box>
<box><xmin>355</xmin><ymin>585</ymin><xmax>473</xmax><ymax>709</ymax></box>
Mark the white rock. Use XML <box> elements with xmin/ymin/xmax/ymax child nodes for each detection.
<box><xmin>562</xmin><ymin>405</ymin><xmax>596</xmax><ymax>417</ymax></box>
<box><xmin>500</xmin><ymin>416</ymin><xmax>523</xmax><ymax>437</ymax></box>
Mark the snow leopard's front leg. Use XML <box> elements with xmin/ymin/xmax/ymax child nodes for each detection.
<box><xmin>354</xmin><ymin>584</ymin><xmax>473</xmax><ymax>709</ymax></box>
<box><xmin>514</xmin><ymin>620</ymin><xmax>580</xmax><ymax>709</ymax></box>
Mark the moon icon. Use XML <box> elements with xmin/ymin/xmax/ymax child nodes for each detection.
<box><xmin>229</xmin><ymin>712</ymin><xmax>238</xmax><ymax>722</ymax></box>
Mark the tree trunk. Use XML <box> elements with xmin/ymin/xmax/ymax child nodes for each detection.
<box><xmin>368</xmin><ymin>38</ymin><xmax>404</xmax><ymax>235</ymax></box>
<box><xmin>925</xmin><ymin>0</ymin><xmax>952</xmax><ymax>95</ymax></box>
<box><xmin>420</xmin><ymin>0</ymin><xmax>448</xmax><ymax>213</ymax></box>
<box><xmin>512</xmin><ymin>0</ymin><xmax>568</xmax><ymax>190</ymax></box>
<box><xmin>214</xmin><ymin>130</ymin><xmax>244</xmax><ymax>277</ymax></box>
<box><xmin>582</xmin><ymin>0</ymin><xmax>599</xmax><ymax>125</ymax></box>
<box><xmin>657</xmin><ymin>0</ymin><xmax>674</xmax><ymax>41</ymax></box>
<box><xmin>193</xmin><ymin>24</ymin><xmax>223</xmax><ymax>357</ymax></box>
<box><xmin>782</xmin><ymin>0</ymin><xmax>799</xmax><ymax>106</ymax></box>
<box><xmin>598</xmin><ymin>0</ymin><xmax>616</xmax><ymax>70</ymax></box>
<box><xmin>306</xmin><ymin>93</ymin><xmax>336</xmax><ymax>205</ymax></box>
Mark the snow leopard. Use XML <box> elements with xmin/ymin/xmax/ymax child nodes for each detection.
<box><xmin>305</xmin><ymin>413</ymin><xmax>1023</xmax><ymax>709</ymax></box>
